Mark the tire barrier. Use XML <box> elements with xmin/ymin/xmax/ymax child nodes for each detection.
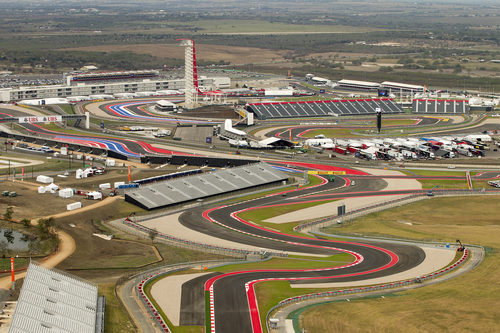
<box><xmin>122</xmin><ymin>219</ymin><xmax>287</xmax><ymax>258</ymax></box>
<box><xmin>266</xmin><ymin>248</ymin><xmax>470</xmax><ymax>331</ymax></box>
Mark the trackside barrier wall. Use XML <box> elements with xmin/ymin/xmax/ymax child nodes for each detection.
<box><xmin>294</xmin><ymin>189</ymin><xmax>500</xmax><ymax>232</ymax></box>
<box><xmin>133</xmin><ymin>259</ymin><xmax>246</xmax><ymax>332</ymax></box>
<box><xmin>266</xmin><ymin>248</ymin><xmax>470</xmax><ymax>332</ymax></box>
<box><xmin>293</xmin><ymin>194</ymin><xmax>424</xmax><ymax>232</ymax></box>
<box><xmin>137</xmin><ymin>267</ymin><xmax>187</xmax><ymax>332</ymax></box>
<box><xmin>0</xmin><ymin>131</ymin><xmax>119</xmax><ymax>158</ymax></box>
<box><xmin>121</xmin><ymin>219</ymin><xmax>288</xmax><ymax>258</ymax></box>
<box><xmin>141</xmin><ymin>155</ymin><xmax>258</xmax><ymax>167</ymax></box>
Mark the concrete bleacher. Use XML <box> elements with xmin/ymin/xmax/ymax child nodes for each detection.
<box><xmin>412</xmin><ymin>99</ymin><xmax>470</xmax><ymax>114</ymax></box>
<box><xmin>8</xmin><ymin>262</ymin><xmax>100</xmax><ymax>333</ymax></box>
<box><xmin>246</xmin><ymin>98</ymin><xmax>403</xmax><ymax>120</ymax></box>
<box><xmin>125</xmin><ymin>162</ymin><xmax>289</xmax><ymax>210</ymax></box>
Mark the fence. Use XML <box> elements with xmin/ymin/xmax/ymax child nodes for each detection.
<box><xmin>294</xmin><ymin>188</ymin><xmax>500</xmax><ymax>232</ymax></box>
<box><xmin>133</xmin><ymin>259</ymin><xmax>247</xmax><ymax>333</ymax></box>
<box><xmin>293</xmin><ymin>193</ymin><xmax>425</xmax><ymax>232</ymax></box>
<box><xmin>118</xmin><ymin>218</ymin><xmax>288</xmax><ymax>258</ymax></box>
<box><xmin>266</xmin><ymin>248</ymin><xmax>470</xmax><ymax>332</ymax></box>
<box><xmin>136</xmin><ymin>267</ymin><xmax>187</xmax><ymax>332</ymax></box>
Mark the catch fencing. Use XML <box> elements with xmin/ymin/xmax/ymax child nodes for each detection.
<box><xmin>119</xmin><ymin>218</ymin><xmax>288</xmax><ymax>258</ymax></box>
<box><xmin>294</xmin><ymin>188</ymin><xmax>500</xmax><ymax>232</ymax></box>
<box><xmin>266</xmin><ymin>248</ymin><xmax>470</xmax><ymax>332</ymax></box>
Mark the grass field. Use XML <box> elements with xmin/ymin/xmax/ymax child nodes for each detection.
<box><xmin>297</xmin><ymin>195</ymin><xmax>500</xmax><ymax>332</ymax></box>
<box><xmin>211</xmin><ymin>253</ymin><xmax>353</xmax><ymax>274</ymax></box>
<box><xmin>237</xmin><ymin>198</ymin><xmax>337</xmax><ymax>235</ymax></box>
<box><xmin>299</xmin><ymin>128</ymin><xmax>359</xmax><ymax>138</ymax></box>
<box><xmin>99</xmin><ymin>283</ymin><xmax>136</xmax><ymax>333</ymax></box>
<box><xmin>146</xmin><ymin>20</ymin><xmax>379</xmax><ymax>34</ymax></box>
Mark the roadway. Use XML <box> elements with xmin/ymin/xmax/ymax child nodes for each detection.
<box><xmin>177</xmin><ymin>173</ymin><xmax>425</xmax><ymax>332</ymax></box>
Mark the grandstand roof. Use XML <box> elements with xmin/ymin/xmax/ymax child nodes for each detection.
<box><xmin>156</xmin><ymin>99</ymin><xmax>176</xmax><ymax>107</ymax></box>
<box><xmin>8</xmin><ymin>262</ymin><xmax>98</xmax><ymax>333</ymax></box>
<box><xmin>337</xmin><ymin>79</ymin><xmax>380</xmax><ymax>87</ymax></box>
<box><xmin>381</xmin><ymin>81</ymin><xmax>424</xmax><ymax>89</ymax></box>
<box><xmin>246</xmin><ymin>98</ymin><xmax>403</xmax><ymax>120</ymax></box>
<box><xmin>125</xmin><ymin>162</ymin><xmax>288</xmax><ymax>210</ymax></box>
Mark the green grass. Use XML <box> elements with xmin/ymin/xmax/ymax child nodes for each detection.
<box><xmin>300</xmin><ymin>128</ymin><xmax>359</xmax><ymax>138</ymax></box>
<box><xmin>0</xmin><ymin>257</ymin><xmax>29</xmax><ymax>271</ymax></box>
<box><xmin>211</xmin><ymin>253</ymin><xmax>353</xmax><ymax>273</ymax></box>
<box><xmin>417</xmin><ymin>179</ymin><xmax>469</xmax><ymax>189</ymax></box>
<box><xmin>56</xmin><ymin>104</ymin><xmax>75</xmax><ymax>114</ymax></box>
<box><xmin>143</xmin><ymin>19</ymin><xmax>378</xmax><ymax>34</ymax></box>
<box><xmin>237</xmin><ymin>199</ymin><xmax>338</xmax><ymax>235</ymax></box>
<box><xmin>302</xmin><ymin>195</ymin><xmax>500</xmax><ymax>332</ymax></box>
<box><xmin>402</xmin><ymin>169</ymin><xmax>477</xmax><ymax>177</ymax></box>
<box><xmin>99</xmin><ymin>283</ymin><xmax>135</xmax><ymax>333</ymax></box>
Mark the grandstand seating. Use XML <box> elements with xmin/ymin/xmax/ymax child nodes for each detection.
<box><xmin>125</xmin><ymin>162</ymin><xmax>288</xmax><ymax>210</ymax></box>
<box><xmin>246</xmin><ymin>98</ymin><xmax>403</xmax><ymax>120</ymax></box>
<box><xmin>412</xmin><ymin>99</ymin><xmax>470</xmax><ymax>114</ymax></box>
<box><xmin>9</xmin><ymin>262</ymin><xmax>99</xmax><ymax>333</ymax></box>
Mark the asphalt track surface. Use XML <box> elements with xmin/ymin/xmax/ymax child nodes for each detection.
<box><xmin>0</xmin><ymin>108</ymin><xmax>189</xmax><ymax>157</ymax></box>
<box><xmin>264</xmin><ymin>116</ymin><xmax>440</xmax><ymax>139</ymax></box>
<box><xmin>98</xmin><ymin>100</ymin><xmax>221</xmax><ymax>125</ymax></box>
<box><xmin>2</xmin><ymin>104</ymin><xmax>495</xmax><ymax>331</ymax></box>
<box><xmin>177</xmin><ymin>172</ymin><xmax>427</xmax><ymax>333</ymax></box>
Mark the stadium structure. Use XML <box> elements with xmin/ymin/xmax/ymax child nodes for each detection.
<box><xmin>125</xmin><ymin>162</ymin><xmax>288</xmax><ymax>210</ymax></box>
<box><xmin>7</xmin><ymin>262</ymin><xmax>104</xmax><ymax>333</ymax></box>
<box><xmin>246</xmin><ymin>98</ymin><xmax>403</xmax><ymax>120</ymax></box>
<box><xmin>412</xmin><ymin>99</ymin><xmax>470</xmax><ymax>114</ymax></box>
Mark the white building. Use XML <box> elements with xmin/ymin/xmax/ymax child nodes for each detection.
<box><xmin>0</xmin><ymin>76</ymin><xmax>230</xmax><ymax>102</ymax></box>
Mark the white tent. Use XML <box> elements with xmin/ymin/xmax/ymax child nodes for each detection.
<box><xmin>36</xmin><ymin>175</ymin><xmax>54</xmax><ymax>184</ymax></box>
<box><xmin>45</xmin><ymin>183</ymin><xmax>59</xmax><ymax>193</ymax></box>
<box><xmin>58</xmin><ymin>188</ymin><xmax>74</xmax><ymax>198</ymax></box>
<box><xmin>67</xmin><ymin>202</ymin><xmax>82</xmax><ymax>211</ymax></box>
<box><xmin>99</xmin><ymin>183</ymin><xmax>111</xmax><ymax>190</ymax></box>
<box><xmin>87</xmin><ymin>191</ymin><xmax>102</xmax><ymax>200</ymax></box>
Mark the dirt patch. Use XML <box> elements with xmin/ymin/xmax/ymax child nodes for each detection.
<box><xmin>54</xmin><ymin>198</ymin><xmax>159</xmax><ymax>281</ymax></box>
<box><xmin>182</xmin><ymin>105</ymin><xmax>237</xmax><ymax>119</ymax></box>
<box><xmin>0</xmin><ymin>181</ymin><xmax>87</xmax><ymax>221</ymax></box>
<box><xmin>62</xmin><ymin>43</ymin><xmax>288</xmax><ymax>65</ymax></box>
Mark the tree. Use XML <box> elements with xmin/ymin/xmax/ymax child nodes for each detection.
<box><xmin>148</xmin><ymin>228</ymin><xmax>158</xmax><ymax>244</ymax></box>
<box><xmin>21</xmin><ymin>218</ymin><xmax>31</xmax><ymax>228</ymax></box>
<box><xmin>3</xmin><ymin>230</ymin><xmax>14</xmax><ymax>244</ymax></box>
<box><xmin>3</xmin><ymin>207</ymin><xmax>14</xmax><ymax>221</ymax></box>
<box><xmin>37</xmin><ymin>217</ymin><xmax>55</xmax><ymax>240</ymax></box>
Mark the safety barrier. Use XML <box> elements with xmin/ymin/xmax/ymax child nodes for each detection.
<box><xmin>293</xmin><ymin>188</ymin><xmax>500</xmax><ymax>232</ymax></box>
<box><xmin>122</xmin><ymin>219</ymin><xmax>287</xmax><ymax>258</ymax></box>
<box><xmin>266</xmin><ymin>248</ymin><xmax>470</xmax><ymax>331</ymax></box>
<box><xmin>293</xmin><ymin>193</ymin><xmax>424</xmax><ymax>232</ymax></box>
<box><xmin>137</xmin><ymin>267</ymin><xmax>187</xmax><ymax>332</ymax></box>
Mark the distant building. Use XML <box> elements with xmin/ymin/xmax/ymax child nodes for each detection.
<box><xmin>0</xmin><ymin>76</ymin><xmax>230</xmax><ymax>102</ymax></box>
<box><xmin>335</xmin><ymin>79</ymin><xmax>381</xmax><ymax>92</ymax></box>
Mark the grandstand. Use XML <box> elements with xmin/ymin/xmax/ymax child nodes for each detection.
<box><xmin>334</xmin><ymin>79</ymin><xmax>381</xmax><ymax>92</ymax></box>
<box><xmin>412</xmin><ymin>99</ymin><xmax>470</xmax><ymax>114</ymax></box>
<box><xmin>65</xmin><ymin>70</ymin><xmax>160</xmax><ymax>86</ymax></box>
<box><xmin>246</xmin><ymin>98</ymin><xmax>403</xmax><ymax>120</ymax></box>
<box><xmin>125</xmin><ymin>162</ymin><xmax>288</xmax><ymax>210</ymax></box>
<box><xmin>380</xmin><ymin>81</ymin><xmax>425</xmax><ymax>95</ymax></box>
<box><xmin>8</xmin><ymin>262</ymin><xmax>103</xmax><ymax>333</ymax></box>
